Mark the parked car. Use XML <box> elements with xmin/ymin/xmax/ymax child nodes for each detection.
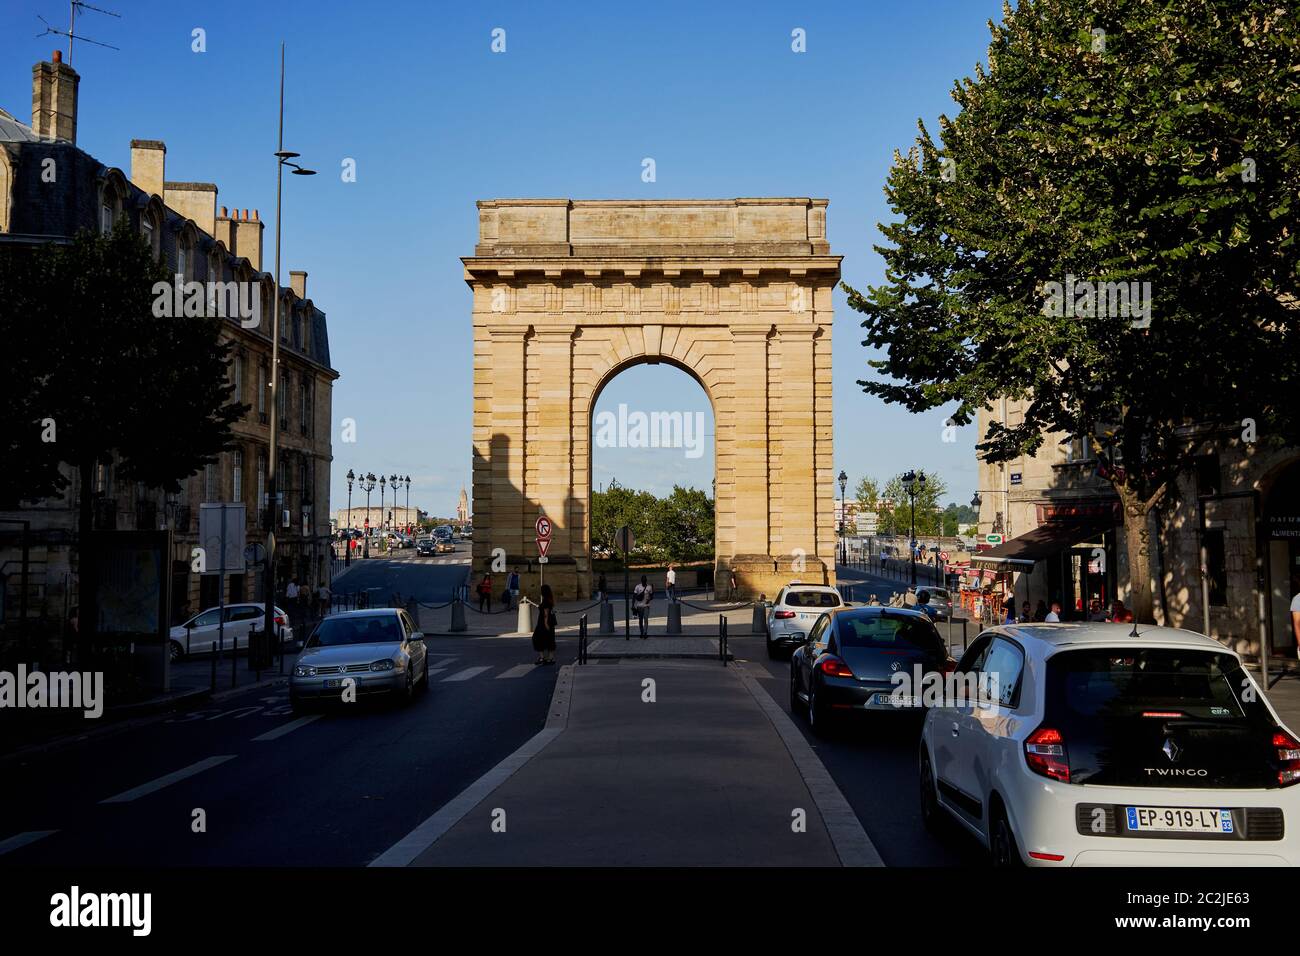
<box><xmin>290</xmin><ymin>608</ymin><xmax>428</xmax><ymax>712</ymax></box>
<box><xmin>765</xmin><ymin>584</ymin><xmax>843</xmax><ymax>658</ymax></box>
<box><xmin>912</xmin><ymin>586</ymin><xmax>954</xmax><ymax>620</ymax></box>
<box><xmin>169</xmin><ymin>603</ymin><xmax>294</xmax><ymax>662</ymax></box>
<box><xmin>919</xmin><ymin>622</ymin><xmax>1300</xmax><ymax>866</ymax></box>
<box><xmin>790</xmin><ymin>605</ymin><xmax>953</xmax><ymax>735</ymax></box>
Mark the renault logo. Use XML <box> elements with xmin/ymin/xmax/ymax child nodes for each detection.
<box><xmin>1162</xmin><ymin>738</ymin><xmax>1182</xmax><ymax>763</ymax></box>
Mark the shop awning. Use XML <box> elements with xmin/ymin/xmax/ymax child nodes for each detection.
<box><xmin>970</xmin><ymin>520</ymin><xmax>1111</xmax><ymax>568</ymax></box>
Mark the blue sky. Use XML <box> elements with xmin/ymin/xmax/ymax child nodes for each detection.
<box><xmin>1</xmin><ymin>0</ymin><xmax>1008</xmax><ymax>516</ymax></box>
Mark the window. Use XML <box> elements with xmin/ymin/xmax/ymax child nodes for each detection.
<box><xmin>978</xmin><ymin>638</ymin><xmax>1026</xmax><ymax>708</ymax></box>
<box><xmin>786</xmin><ymin>590</ymin><xmax>841</xmax><ymax>608</ymax></box>
<box><xmin>1203</xmin><ymin>527</ymin><xmax>1228</xmax><ymax>606</ymax></box>
<box><xmin>142</xmin><ymin>215</ymin><xmax>156</xmax><ymax>256</ymax></box>
<box><xmin>225</xmin><ymin>606</ymin><xmax>260</xmax><ymax>622</ymax></box>
<box><xmin>300</xmin><ymin>457</ymin><xmax>310</xmax><ymax>505</ymax></box>
<box><xmin>101</xmin><ymin>202</ymin><xmax>114</xmax><ymax>235</ymax></box>
<box><xmin>1196</xmin><ymin>454</ymin><xmax>1221</xmax><ymax>498</ymax></box>
<box><xmin>293</xmin><ymin>312</ymin><xmax>302</xmax><ymax>348</ymax></box>
<box><xmin>278</xmin><ymin>369</ymin><xmax>289</xmax><ymax>421</ymax></box>
<box><xmin>1067</xmin><ymin>435</ymin><xmax>1093</xmax><ymax>462</ymax></box>
<box><xmin>204</xmin><ymin>463</ymin><xmax>217</xmax><ymax>502</ymax></box>
<box><xmin>233</xmin><ymin>353</ymin><xmax>244</xmax><ymax>404</ymax></box>
<box><xmin>257</xmin><ymin>454</ymin><xmax>266</xmax><ymax>511</ymax></box>
<box><xmin>177</xmin><ymin>243</ymin><xmax>188</xmax><ymax>281</ymax></box>
<box><xmin>193</xmin><ymin>609</ymin><xmax>221</xmax><ymax>628</ymax></box>
<box><xmin>299</xmin><ymin>379</ymin><xmax>308</xmax><ymax>433</ymax></box>
<box><xmin>232</xmin><ymin>450</ymin><xmax>243</xmax><ymax>501</ymax></box>
<box><xmin>257</xmin><ymin>363</ymin><xmax>267</xmax><ymax>414</ymax></box>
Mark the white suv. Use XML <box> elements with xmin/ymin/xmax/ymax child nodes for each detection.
<box><xmin>765</xmin><ymin>584</ymin><xmax>843</xmax><ymax>659</ymax></box>
<box><xmin>919</xmin><ymin>622</ymin><xmax>1300</xmax><ymax>866</ymax></box>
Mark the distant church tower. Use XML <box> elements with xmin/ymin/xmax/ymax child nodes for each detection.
<box><xmin>456</xmin><ymin>487</ymin><xmax>469</xmax><ymax>524</ymax></box>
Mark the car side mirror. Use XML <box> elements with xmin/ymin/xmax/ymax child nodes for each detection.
<box><xmin>409</xmin><ymin>632</ymin><xmax>424</xmax><ymax>643</ymax></box>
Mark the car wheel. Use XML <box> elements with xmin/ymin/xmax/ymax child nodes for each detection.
<box><xmin>418</xmin><ymin>655</ymin><xmax>430</xmax><ymax>694</ymax></box>
<box><xmin>919</xmin><ymin>751</ymin><xmax>948</xmax><ymax>835</ymax></box>
<box><xmin>808</xmin><ymin>686</ymin><xmax>831</xmax><ymax>737</ymax></box>
<box><xmin>990</xmin><ymin>803</ymin><xmax>1023</xmax><ymax>867</ymax></box>
<box><xmin>401</xmin><ymin>667</ymin><xmax>415</xmax><ymax>705</ymax></box>
<box><xmin>168</xmin><ymin>640</ymin><xmax>184</xmax><ymax>664</ymax></box>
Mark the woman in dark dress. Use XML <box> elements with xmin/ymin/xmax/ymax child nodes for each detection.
<box><xmin>532</xmin><ymin>584</ymin><xmax>557</xmax><ymax>665</ymax></box>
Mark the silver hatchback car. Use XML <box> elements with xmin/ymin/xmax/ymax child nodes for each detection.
<box><xmin>290</xmin><ymin>609</ymin><xmax>428</xmax><ymax>712</ymax></box>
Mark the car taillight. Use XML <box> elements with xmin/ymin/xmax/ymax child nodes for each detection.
<box><xmin>774</xmin><ymin>610</ymin><xmax>796</xmax><ymax>619</ymax></box>
<box><xmin>942</xmin><ymin>658</ymin><xmax>957</xmax><ymax>675</ymax></box>
<box><xmin>1024</xmin><ymin>726</ymin><xmax>1069</xmax><ymax>783</ymax></box>
<box><xmin>818</xmin><ymin>656</ymin><xmax>855</xmax><ymax>679</ymax></box>
<box><xmin>1273</xmin><ymin>729</ymin><xmax>1300</xmax><ymax>787</ymax></box>
<box><xmin>274</xmin><ymin>615</ymin><xmax>285</xmax><ymax>625</ymax></box>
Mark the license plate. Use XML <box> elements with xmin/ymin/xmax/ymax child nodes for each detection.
<box><xmin>1125</xmin><ymin>806</ymin><xmax>1234</xmax><ymax>834</ymax></box>
<box><xmin>324</xmin><ymin>678</ymin><xmax>343</xmax><ymax>689</ymax></box>
<box><xmin>872</xmin><ymin>692</ymin><xmax>919</xmax><ymax>707</ymax></box>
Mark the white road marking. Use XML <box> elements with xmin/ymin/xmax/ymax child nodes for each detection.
<box><xmin>495</xmin><ymin>664</ymin><xmax>536</xmax><ymax>679</ymax></box>
<box><xmin>99</xmin><ymin>755</ymin><xmax>238</xmax><ymax>804</ymax></box>
<box><xmin>0</xmin><ymin>830</ymin><xmax>58</xmax><ymax>856</ymax></box>
<box><xmin>252</xmin><ymin>715</ymin><xmax>323</xmax><ymax>741</ymax></box>
<box><xmin>440</xmin><ymin>666</ymin><xmax>491</xmax><ymax>682</ymax></box>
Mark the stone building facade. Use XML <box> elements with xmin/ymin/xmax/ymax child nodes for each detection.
<box><xmin>975</xmin><ymin>398</ymin><xmax>1300</xmax><ymax>660</ymax></box>
<box><xmin>0</xmin><ymin>52</ymin><xmax>339</xmax><ymax>634</ymax></box>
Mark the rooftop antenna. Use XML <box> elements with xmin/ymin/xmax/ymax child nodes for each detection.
<box><xmin>36</xmin><ymin>1</ymin><xmax>121</xmax><ymax>64</ymax></box>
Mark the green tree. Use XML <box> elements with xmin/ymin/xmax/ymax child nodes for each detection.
<box><xmin>0</xmin><ymin>225</ymin><xmax>245</xmax><ymax>636</ymax></box>
<box><xmin>881</xmin><ymin>472</ymin><xmax>949</xmax><ymax>538</ymax></box>
<box><xmin>846</xmin><ymin>0</ymin><xmax>1300</xmax><ymax>622</ymax></box>
<box><xmin>654</xmin><ymin>485</ymin><xmax>715</xmax><ymax>562</ymax></box>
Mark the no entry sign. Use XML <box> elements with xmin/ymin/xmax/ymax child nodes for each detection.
<box><xmin>535</xmin><ymin>515</ymin><xmax>551</xmax><ymax>540</ymax></box>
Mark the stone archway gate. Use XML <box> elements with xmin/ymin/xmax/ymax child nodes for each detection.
<box><xmin>467</xmin><ymin>198</ymin><xmax>841</xmax><ymax>599</ymax></box>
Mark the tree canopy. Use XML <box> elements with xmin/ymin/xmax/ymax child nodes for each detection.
<box><xmin>591</xmin><ymin>482</ymin><xmax>715</xmax><ymax>563</ymax></box>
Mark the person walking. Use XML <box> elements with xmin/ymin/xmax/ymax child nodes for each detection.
<box><xmin>665</xmin><ymin>564</ymin><xmax>677</xmax><ymax>603</ymax></box>
<box><xmin>507</xmin><ymin>568</ymin><xmax>520</xmax><ymax>609</ymax></box>
<box><xmin>476</xmin><ymin>572</ymin><xmax>493</xmax><ymax>613</ymax></box>
<box><xmin>532</xmin><ymin>583</ymin><xmax>557</xmax><ymax>665</ymax></box>
<box><xmin>633</xmin><ymin>574</ymin><xmax>653</xmax><ymax>639</ymax></box>
<box><xmin>728</xmin><ymin>569</ymin><xmax>738</xmax><ymax>601</ymax></box>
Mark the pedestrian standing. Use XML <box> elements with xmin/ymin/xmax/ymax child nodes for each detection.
<box><xmin>507</xmin><ymin>568</ymin><xmax>520</xmax><ymax>609</ymax></box>
<box><xmin>1290</xmin><ymin>574</ymin><xmax>1300</xmax><ymax>660</ymax></box>
<box><xmin>318</xmin><ymin>582</ymin><xmax>331</xmax><ymax>619</ymax></box>
<box><xmin>666</xmin><ymin>564</ymin><xmax>677</xmax><ymax>603</ymax></box>
<box><xmin>476</xmin><ymin>572</ymin><xmax>493</xmax><ymax>613</ymax></box>
<box><xmin>1021</xmin><ymin>601</ymin><xmax>1032</xmax><ymax>624</ymax></box>
<box><xmin>729</xmin><ymin>569</ymin><xmax>738</xmax><ymax>600</ymax></box>
<box><xmin>633</xmin><ymin>574</ymin><xmax>653</xmax><ymax>639</ymax></box>
<box><xmin>1110</xmin><ymin>599</ymin><xmax>1133</xmax><ymax>624</ymax></box>
<box><xmin>597</xmin><ymin>572</ymin><xmax>608</xmax><ymax>602</ymax></box>
<box><xmin>532</xmin><ymin>583</ymin><xmax>557</xmax><ymax>665</ymax></box>
<box><xmin>1045</xmin><ymin>601</ymin><xmax>1062</xmax><ymax>623</ymax></box>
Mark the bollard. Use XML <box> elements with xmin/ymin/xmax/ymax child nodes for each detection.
<box><xmin>516</xmin><ymin>598</ymin><xmax>534</xmax><ymax>636</ymax></box>
<box><xmin>751</xmin><ymin>601</ymin><xmax>767</xmax><ymax>634</ymax></box>
<box><xmin>599</xmin><ymin>599</ymin><xmax>615</xmax><ymax>635</ymax></box>
<box><xmin>449</xmin><ymin>597</ymin><xmax>467</xmax><ymax>633</ymax></box>
<box><xmin>666</xmin><ymin>601</ymin><xmax>682</xmax><ymax>634</ymax></box>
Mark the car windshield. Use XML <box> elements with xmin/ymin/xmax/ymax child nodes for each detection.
<box><xmin>835</xmin><ymin>611</ymin><xmax>946</xmax><ymax>655</ymax></box>
<box><xmin>786</xmin><ymin>590</ymin><xmax>840</xmax><ymax>608</ymax></box>
<box><xmin>308</xmin><ymin>615</ymin><xmax>402</xmax><ymax>647</ymax></box>
<box><xmin>924</xmin><ymin>588</ymin><xmax>950</xmax><ymax>600</ymax></box>
<box><xmin>1049</xmin><ymin>648</ymin><xmax>1253</xmax><ymax>720</ymax></box>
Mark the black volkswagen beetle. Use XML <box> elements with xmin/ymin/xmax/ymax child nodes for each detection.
<box><xmin>790</xmin><ymin>605</ymin><xmax>954</xmax><ymax>735</ymax></box>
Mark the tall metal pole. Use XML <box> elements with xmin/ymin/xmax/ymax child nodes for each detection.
<box><xmin>262</xmin><ymin>43</ymin><xmax>287</xmax><ymax>661</ymax></box>
<box><xmin>909</xmin><ymin>488</ymin><xmax>917</xmax><ymax>587</ymax></box>
<box><xmin>345</xmin><ymin>472</ymin><xmax>354</xmax><ymax>567</ymax></box>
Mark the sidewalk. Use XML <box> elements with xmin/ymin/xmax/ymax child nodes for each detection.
<box><xmin>377</xmin><ymin>660</ymin><xmax>878</xmax><ymax>867</ymax></box>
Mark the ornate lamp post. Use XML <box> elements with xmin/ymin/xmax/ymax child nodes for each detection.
<box><xmin>403</xmin><ymin>475</ymin><xmax>411</xmax><ymax>534</ymax></box>
<box><xmin>837</xmin><ymin>470</ymin><xmax>848</xmax><ymax>564</ymax></box>
<box><xmin>345</xmin><ymin>469</ymin><xmax>355</xmax><ymax>566</ymax></box>
<box><xmin>901</xmin><ymin>469</ymin><xmax>927</xmax><ymax>586</ymax></box>
<box><xmin>362</xmin><ymin>472</ymin><xmax>376</xmax><ymax>558</ymax></box>
<box><xmin>378</xmin><ymin>475</ymin><xmax>387</xmax><ymax>538</ymax></box>
<box><xmin>389</xmin><ymin>474</ymin><xmax>399</xmax><ymax>530</ymax></box>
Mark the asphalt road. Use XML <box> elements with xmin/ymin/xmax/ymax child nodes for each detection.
<box><xmin>331</xmin><ymin>544</ymin><xmax>471</xmax><ymax>604</ymax></box>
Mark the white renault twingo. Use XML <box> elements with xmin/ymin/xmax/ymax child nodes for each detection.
<box><xmin>919</xmin><ymin>622</ymin><xmax>1300</xmax><ymax>866</ymax></box>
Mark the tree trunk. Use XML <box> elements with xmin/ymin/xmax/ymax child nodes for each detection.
<box><xmin>1120</xmin><ymin>492</ymin><xmax>1157</xmax><ymax>624</ymax></box>
<box><xmin>77</xmin><ymin>457</ymin><xmax>96</xmax><ymax>661</ymax></box>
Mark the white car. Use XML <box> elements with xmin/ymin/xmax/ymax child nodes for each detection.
<box><xmin>919</xmin><ymin>622</ymin><xmax>1300</xmax><ymax>866</ymax></box>
<box><xmin>765</xmin><ymin>583</ymin><xmax>844</xmax><ymax>658</ymax></box>
<box><xmin>169</xmin><ymin>603</ymin><xmax>294</xmax><ymax>661</ymax></box>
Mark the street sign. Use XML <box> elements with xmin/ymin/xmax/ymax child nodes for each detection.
<box><xmin>535</xmin><ymin>515</ymin><xmax>552</xmax><ymax>540</ymax></box>
<box><xmin>986</xmin><ymin>533</ymin><xmax>1004</xmax><ymax>544</ymax></box>
<box><xmin>939</xmin><ymin>551</ymin><xmax>949</xmax><ymax>561</ymax></box>
<box><xmin>537</xmin><ymin>537</ymin><xmax>551</xmax><ymax>558</ymax></box>
<box><xmin>615</xmin><ymin>525</ymin><xmax>634</xmax><ymax>553</ymax></box>
<box><xmin>537</xmin><ymin>556</ymin><xmax>549</xmax><ymax>565</ymax></box>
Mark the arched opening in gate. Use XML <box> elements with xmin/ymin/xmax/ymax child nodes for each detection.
<box><xmin>587</xmin><ymin>359</ymin><xmax>716</xmax><ymax>599</ymax></box>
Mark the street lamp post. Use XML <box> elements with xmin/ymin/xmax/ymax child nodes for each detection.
<box><xmin>404</xmin><ymin>475</ymin><xmax>411</xmax><ymax>534</ymax></box>
<box><xmin>838</xmin><ymin>470</ymin><xmax>848</xmax><ymax>564</ymax></box>
<box><xmin>362</xmin><ymin>472</ymin><xmax>376</xmax><ymax>558</ymax></box>
<box><xmin>345</xmin><ymin>469</ymin><xmax>355</xmax><ymax>567</ymax></box>
<box><xmin>901</xmin><ymin>470</ymin><xmax>927</xmax><ymax>587</ymax></box>
<box><xmin>378</xmin><ymin>476</ymin><xmax>387</xmax><ymax>545</ymax></box>
<box><xmin>262</xmin><ymin>42</ymin><xmax>317</xmax><ymax>663</ymax></box>
<box><xmin>389</xmin><ymin>475</ymin><xmax>398</xmax><ymax>531</ymax></box>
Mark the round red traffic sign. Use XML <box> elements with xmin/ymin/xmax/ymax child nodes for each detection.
<box><xmin>535</xmin><ymin>515</ymin><xmax>551</xmax><ymax>540</ymax></box>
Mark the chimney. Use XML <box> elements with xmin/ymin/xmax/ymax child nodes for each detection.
<box><xmin>130</xmin><ymin>140</ymin><xmax>166</xmax><ymax>197</ymax></box>
<box><xmin>233</xmin><ymin>209</ymin><xmax>264</xmax><ymax>271</ymax></box>
<box><xmin>164</xmin><ymin>181</ymin><xmax>218</xmax><ymax>236</ymax></box>
<box><xmin>32</xmin><ymin>51</ymin><xmax>79</xmax><ymax>143</ymax></box>
<box><xmin>215</xmin><ymin>206</ymin><xmax>234</xmax><ymax>250</ymax></box>
<box><xmin>290</xmin><ymin>271</ymin><xmax>308</xmax><ymax>300</ymax></box>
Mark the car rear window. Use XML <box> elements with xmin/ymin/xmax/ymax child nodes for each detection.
<box><xmin>1048</xmin><ymin>648</ymin><xmax>1255</xmax><ymax>720</ymax></box>
<box><xmin>786</xmin><ymin>590</ymin><xmax>841</xmax><ymax>608</ymax></box>
<box><xmin>835</xmin><ymin>612</ymin><xmax>946</xmax><ymax>655</ymax></box>
<box><xmin>309</xmin><ymin>616</ymin><xmax>402</xmax><ymax>647</ymax></box>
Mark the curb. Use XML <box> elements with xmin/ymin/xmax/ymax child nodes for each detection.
<box><xmin>368</xmin><ymin>663</ymin><xmax>575</xmax><ymax>867</ymax></box>
<box><xmin>731</xmin><ymin>663</ymin><xmax>884</xmax><ymax>867</ymax></box>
